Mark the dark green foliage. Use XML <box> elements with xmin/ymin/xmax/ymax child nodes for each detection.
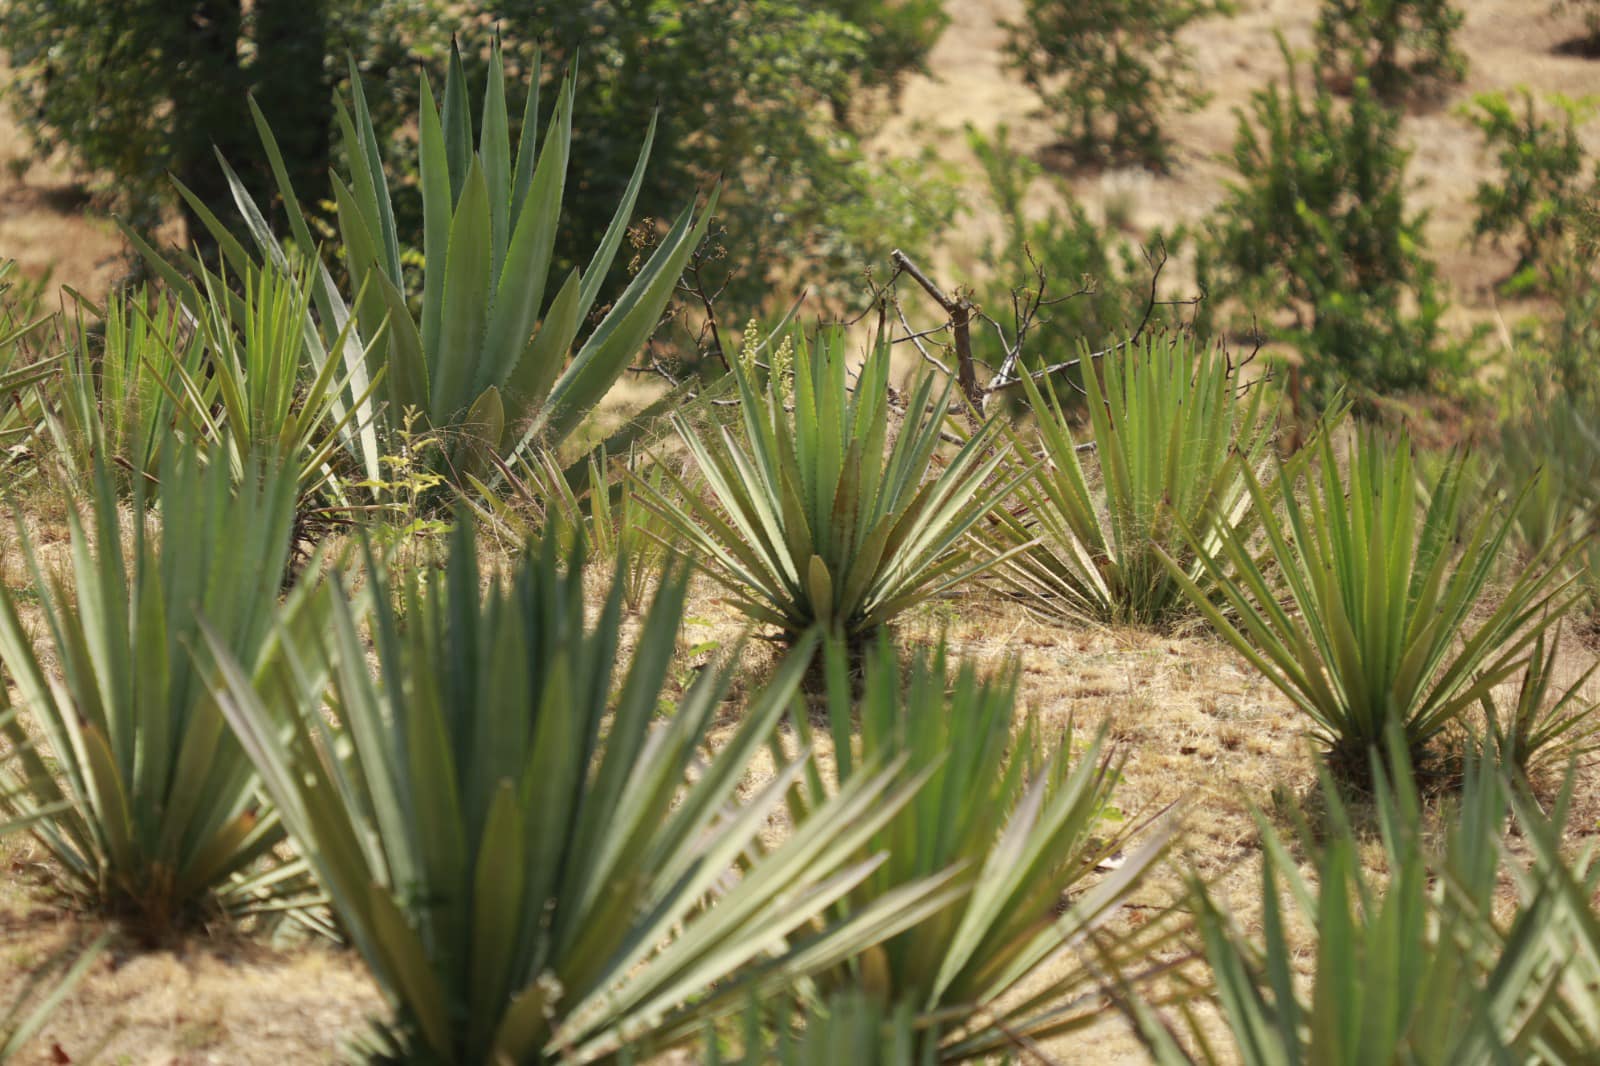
<box><xmin>1203</xmin><ymin>47</ymin><xmax>1467</xmax><ymax>405</ymax></box>
<box><xmin>488</xmin><ymin>1</ymin><xmax>958</xmax><ymax>307</ymax></box>
<box><xmin>0</xmin><ymin>0</ymin><xmax>446</xmax><ymax>236</ymax></box>
<box><xmin>1314</xmin><ymin>0</ymin><xmax>1466</xmax><ymax>103</ymax></box>
<box><xmin>817</xmin><ymin>0</ymin><xmax>950</xmax><ymax>110</ymax></box>
<box><xmin>1003</xmin><ymin>0</ymin><xmax>1226</xmax><ymax>167</ymax></box>
<box><xmin>1467</xmin><ymin>89</ymin><xmax>1600</xmax><ymax>294</ymax></box>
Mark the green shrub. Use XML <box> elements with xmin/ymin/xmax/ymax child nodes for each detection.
<box><xmin>1003</xmin><ymin>0</ymin><xmax>1226</xmax><ymax>167</ymax></box>
<box><xmin>208</xmin><ymin>523</ymin><xmax>952</xmax><ymax>1062</ymax></box>
<box><xmin>1161</xmin><ymin>430</ymin><xmax>1578</xmax><ymax>778</ymax></box>
<box><xmin>1131</xmin><ymin>742</ymin><xmax>1576</xmax><ymax>1063</ymax></box>
<box><xmin>783</xmin><ymin>637</ymin><xmax>1171</xmax><ymax>1058</ymax></box>
<box><xmin>992</xmin><ymin>334</ymin><xmax>1283</xmax><ymax>628</ymax></box>
<box><xmin>819</xmin><ymin>0</ymin><xmax>950</xmax><ymax>105</ymax></box>
<box><xmin>0</xmin><ymin>446</ymin><xmax>311</xmax><ymax>935</ymax></box>
<box><xmin>1466</xmin><ymin>89</ymin><xmax>1600</xmax><ymax>294</ymax></box>
<box><xmin>1314</xmin><ymin>0</ymin><xmax>1466</xmax><ymax>103</ymax></box>
<box><xmin>639</xmin><ymin>327</ymin><xmax>1019</xmax><ymax>641</ymax></box>
<box><xmin>1203</xmin><ymin>46</ymin><xmax>1467</xmax><ymax>406</ymax></box>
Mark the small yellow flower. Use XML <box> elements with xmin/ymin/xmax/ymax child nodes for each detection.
<box><xmin>771</xmin><ymin>333</ymin><xmax>795</xmax><ymax>407</ymax></box>
<box><xmin>739</xmin><ymin>318</ymin><xmax>761</xmax><ymax>376</ymax></box>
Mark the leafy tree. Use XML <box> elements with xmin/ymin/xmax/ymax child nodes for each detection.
<box><xmin>0</xmin><ymin>0</ymin><xmax>448</xmax><ymax>239</ymax></box>
<box><xmin>1002</xmin><ymin>0</ymin><xmax>1227</xmax><ymax>167</ymax></box>
<box><xmin>1466</xmin><ymin>88</ymin><xmax>1600</xmax><ymax>294</ymax></box>
<box><xmin>1314</xmin><ymin>0</ymin><xmax>1466</xmax><ymax>103</ymax></box>
<box><xmin>1202</xmin><ymin>45</ymin><xmax>1468</xmax><ymax>405</ymax></box>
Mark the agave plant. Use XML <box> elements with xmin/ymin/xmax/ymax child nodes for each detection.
<box><xmin>0</xmin><ymin>446</ymin><xmax>314</xmax><ymax>934</ymax></box>
<box><xmin>1504</xmin><ymin>773</ymin><xmax>1600</xmax><ymax>1057</ymax></box>
<box><xmin>469</xmin><ymin>444</ymin><xmax>678</xmax><ymax>613</ymax></box>
<box><xmin>991</xmin><ymin>335</ymin><xmax>1283</xmax><ymax>628</ymax></box>
<box><xmin>639</xmin><ymin>328</ymin><xmax>1022</xmax><ymax>641</ymax></box>
<box><xmin>1131</xmin><ymin>739</ymin><xmax>1575</xmax><ymax>1066</ymax></box>
<box><xmin>778</xmin><ymin>637</ymin><xmax>1173</xmax><ymax>1059</ymax></box>
<box><xmin>1494</xmin><ymin>395</ymin><xmax>1600</xmax><ymax>560</ymax></box>
<box><xmin>1477</xmin><ymin>627</ymin><xmax>1600</xmax><ymax>785</ymax></box>
<box><xmin>207</xmin><ymin>522</ymin><xmax>959</xmax><ymax>1063</ymax></box>
<box><xmin>132</xmin><ymin>38</ymin><xmax>708</xmax><ymax>479</ymax></box>
<box><xmin>0</xmin><ymin>258</ymin><xmax>63</xmax><ymax>451</ymax></box>
<box><xmin>1161</xmin><ymin>430</ymin><xmax>1579</xmax><ymax>775</ymax></box>
<box><xmin>49</xmin><ymin>287</ymin><xmax>203</xmax><ymax>492</ymax></box>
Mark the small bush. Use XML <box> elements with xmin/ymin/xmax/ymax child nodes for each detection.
<box><xmin>1203</xmin><ymin>45</ymin><xmax>1468</xmax><ymax>406</ymax></box>
<box><xmin>1466</xmin><ymin>88</ymin><xmax>1600</xmax><ymax>294</ymax></box>
<box><xmin>1314</xmin><ymin>0</ymin><xmax>1466</xmax><ymax>103</ymax></box>
<box><xmin>1003</xmin><ymin>0</ymin><xmax>1226</xmax><ymax>167</ymax></box>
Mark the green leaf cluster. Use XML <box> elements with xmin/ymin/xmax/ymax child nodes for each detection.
<box><xmin>1202</xmin><ymin>43</ymin><xmax>1468</xmax><ymax>406</ymax></box>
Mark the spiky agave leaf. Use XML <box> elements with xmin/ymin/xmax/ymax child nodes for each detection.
<box><xmin>637</xmin><ymin>328</ymin><xmax>1024</xmax><ymax>640</ymax></box>
<box><xmin>1129</xmin><ymin>735</ymin><xmax>1575</xmax><ymax>1066</ymax></box>
<box><xmin>132</xmin><ymin>38</ymin><xmax>709</xmax><ymax>480</ymax></box>
<box><xmin>770</xmin><ymin>636</ymin><xmax>1176</xmax><ymax>1061</ymax></box>
<box><xmin>207</xmin><ymin>521</ymin><xmax>962</xmax><ymax>1063</ymax></box>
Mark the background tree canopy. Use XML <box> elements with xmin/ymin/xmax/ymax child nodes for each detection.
<box><xmin>0</xmin><ymin>0</ymin><xmax>954</xmax><ymax>304</ymax></box>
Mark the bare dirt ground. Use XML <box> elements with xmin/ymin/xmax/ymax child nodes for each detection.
<box><xmin>3</xmin><ymin>2</ymin><xmax>1600</xmax><ymax>1063</ymax></box>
